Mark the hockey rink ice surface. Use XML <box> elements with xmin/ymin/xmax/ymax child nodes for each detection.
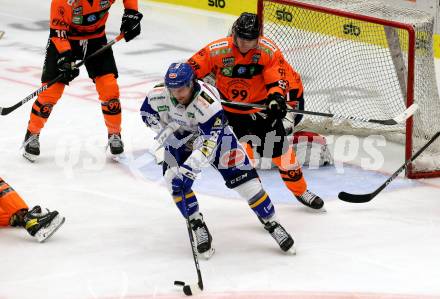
<box><xmin>1</xmin><ymin>1</ymin><xmax>440</xmax><ymax>299</ymax></box>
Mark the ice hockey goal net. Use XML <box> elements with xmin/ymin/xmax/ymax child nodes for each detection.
<box><xmin>259</xmin><ymin>0</ymin><xmax>440</xmax><ymax>178</ymax></box>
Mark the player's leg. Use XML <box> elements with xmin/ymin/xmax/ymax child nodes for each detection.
<box><xmin>162</xmin><ymin>143</ymin><xmax>214</xmax><ymax>258</ymax></box>
<box><xmin>212</xmin><ymin>127</ymin><xmax>295</xmax><ymax>254</ymax></box>
<box><xmin>85</xmin><ymin>36</ymin><xmax>123</xmax><ymax>155</ymax></box>
<box><xmin>260</xmin><ymin>117</ymin><xmax>325</xmax><ymax>211</ymax></box>
<box><xmin>0</xmin><ymin>178</ymin><xmax>64</xmax><ymax>242</ymax></box>
<box><xmin>23</xmin><ymin>39</ymin><xmax>67</xmax><ymax>161</ymax></box>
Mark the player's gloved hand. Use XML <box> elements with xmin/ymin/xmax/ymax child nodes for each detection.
<box><xmin>155</xmin><ymin>122</ymin><xmax>180</xmax><ymax>146</ymax></box>
<box><xmin>170</xmin><ymin>165</ymin><xmax>198</xmax><ymax>193</ymax></box>
<box><xmin>120</xmin><ymin>9</ymin><xmax>143</xmax><ymax>42</ymax></box>
<box><xmin>266</xmin><ymin>93</ymin><xmax>287</xmax><ymax>119</ymax></box>
<box><xmin>57</xmin><ymin>50</ymin><xmax>79</xmax><ymax>84</ymax></box>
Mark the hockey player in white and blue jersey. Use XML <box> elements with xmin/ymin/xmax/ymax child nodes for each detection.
<box><xmin>140</xmin><ymin>63</ymin><xmax>295</xmax><ymax>257</ymax></box>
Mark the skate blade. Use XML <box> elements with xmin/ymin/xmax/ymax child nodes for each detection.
<box><xmin>36</xmin><ymin>215</ymin><xmax>65</xmax><ymax>243</ymax></box>
<box><xmin>284</xmin><ymin>245</ymin><xmax>296</xmax><ymax>255</ymax></box>
<box><xmin>199</xmin><ymin>247</ymin><xmax>215</xmax><ymax>260</ymax></box>
<box><xmin>23</xmin><ymin>152</ymin><xmax>37</xmax><ymax>163</ymax></box>
<box><xmin>302</xmin><ymin>205</ymin><xmax>327</xmax><ymax>213</ymax></box>
<box><xmin>311</xmin><ymin>206</ymin><xmax>327</xmax><ymax>213</ymax></box>
<box><xmin>111</xmin><ymin>152</ymin><xmax>127</xmax><ymax>162</ymax></box>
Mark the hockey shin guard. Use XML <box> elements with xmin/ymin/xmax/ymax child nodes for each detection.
<box><xmin>248</xmin><ymin>189</ymin><xmax>275</xmax><ymax>220</ymax></box>
<box><xmin>272</xmin><ymin>146</ymin><xmax>307</xmax><ymax>197</ymax></box>
<box><xmin>173</xmin><ymin>190</ymin><xmax>199</xmax><ymax>218</ymax></box>
<box><xmin>27</xmin><ymin>82</ymin><xmax>64</xmax><ymax>134</ymax></box>
<box><xmin>95</xmin><ymin>74</ymin><xmax>121</xmax><ymax>134</ymax></box>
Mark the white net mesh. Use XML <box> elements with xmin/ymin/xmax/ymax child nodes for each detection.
<box><xmin>261</xmin><ymin>0</ymin><xmax>440</xmax><ymax>177</ymax></box>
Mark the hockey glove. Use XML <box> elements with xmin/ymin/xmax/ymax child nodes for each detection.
<box><xmin>57</xmin><ymin>50</ymin><xmax>79</xmax><ymax>84</ymax></box>
<box><xmin>155</xmin><ymin>122</ymin><xmax>181</xmax><ymax>146</ymax></box>
<box><xmin>266</xmin><ymin>93</ymin><xmax>288</xmax><ymax>119</ymax></box>
<box><xmin>170</xmin><ymin>165</ymin><xmax>198</xmax><ymax>193</ymax></box>
<box><xmin>120</xmin><ymin>9</ymin><xmax>143</xmax><ymax>42</ymax></box>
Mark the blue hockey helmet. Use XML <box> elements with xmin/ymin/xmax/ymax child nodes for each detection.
<box><xmin>164</xmin><ymin>63</ymin><xmax>195</xmax><ymax>89</ymax></box>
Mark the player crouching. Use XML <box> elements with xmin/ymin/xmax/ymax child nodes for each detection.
<box><xmin>140</xmin><ymin>63</ymin><xmax>295</xmax><ymax>257</ymax></box>
<box><xmin>1</xmin><ymin>177</ymin><xmax>65</xmax><ymax>242</ymax></box>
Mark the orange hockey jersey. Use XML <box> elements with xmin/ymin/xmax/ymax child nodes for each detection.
<box><xmin>49</xmin><ymin>0</ymin><xmax>138</xmax><ymax>53</ymax></box>
<box><xmin>188</xmin><ymin>36</ymin><xmax>303</xmax><ymax>114</ymax></box>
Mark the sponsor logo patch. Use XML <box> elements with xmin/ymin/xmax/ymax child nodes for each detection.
<box><xmin>100</xmin><ymin>0</ymin><xmax>110</xmax><ymax>8</ymax></box>
<box><xmin>73</xmin><ymin>6</ymin><xmax>82</xmax><ymax>15</ymax></box>
<box><xmin>87</xmin><ymin>14</ymin><xmax>97</xmax><ymax>22</ymax></box>
<box><xmin>222</xmin><ymin>56</ymin><xmax>235</xmax><ymax>67</ymax></box>
<box><xmin>220</xmin><ymin>148</ymin><xmax>246</xmax><ymax>168</ymax></box>
<box><xmin>209</xmin><ymin>41</ymin><xmax>228</xmax><ymax>50</ymax></box>
<box><xmin>157</xmin><ymin>105</ymin><xmax>169</xmax><ymax>112</ymax></box>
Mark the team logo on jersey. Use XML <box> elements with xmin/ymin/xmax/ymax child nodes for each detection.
<box><xmin>87</xmin><ymin>14</ymin><xmax>97</xmax><ymax>22</ymax></box>
<box><xmin>187</xmin><ymin>112</ymin><xmax>195</xmax><ymax>118</ymax></box>
<box><xmin>100</xmin><ymin>0</ymin><xmax>110</xmax><ymax>8</ymax></box>
<box><xmin>222</xmin><ymin>57</ymin><xmax>235</xmax><ymax>67</ymax></box>
<box><xmin>220</xmin><ymin>149</ymin><xmax>246</xmax><ymax>168</ymax></box>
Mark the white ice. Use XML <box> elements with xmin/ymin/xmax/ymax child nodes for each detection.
<box><xmin>1</xmin><ymin>1</ymin><xmax>440</xmax><ymax>299</ymax></box>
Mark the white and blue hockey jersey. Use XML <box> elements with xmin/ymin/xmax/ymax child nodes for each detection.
<box><xmin>140</xmin><ymin>80</ymin><xmax>229</xmax><ymax>171</ymax></box>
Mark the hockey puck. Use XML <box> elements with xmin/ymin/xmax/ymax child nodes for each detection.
<box><xmin>174</xmin><ymin>280</ymin><xmax>185</xmax><ymax>286</ymax></box>
<box><xmin>183</xmin><ymin>285</ymin><xmax>193</xmax><ymax>296</ymax></box>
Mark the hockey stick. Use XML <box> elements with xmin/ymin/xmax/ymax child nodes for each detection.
<box><xmin>0</xmin><ymin>33</ymin><xmax>124</xmax><ymax>116</ymax></box>
<box><xmin>174</xmin><ymin>191</ymin><xmax>204</xmax><ymax>296</ymax></box>
<box><xmin>0</xmin><ymin>31</ymin><xmax>4</xmax><ymax>40</ymax></box>
<box><xmin>220</xmin><ymin>100</ymin><xmax>419</xmax><ymax>126</ymax></box>
<box><xmin>338</xmin><ymin>131</ymin><xmax>440</xmax><ymax>203</ymax></box>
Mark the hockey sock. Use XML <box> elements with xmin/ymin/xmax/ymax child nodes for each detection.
<box><xmin>173</xmin><ymin>190</ymin><xmax>199</xmax><ymax>218</ymax></box>
<box><xmin>272</xmin><ymin>146</ymin><xmax>307</xmax><ymax>196</ymax></box>
<box><xmin>27</xmin><ymin>82</ymin><xmax>64</xmax><ymax>133</ymax></box>
<box><xmin>95</xmin><ymin>74</ymin><xmax>121</xmax><ymax>134</ymax></box>
<box><xmin>248</xmin><ymin>189</ymin><xmax>275</xmax><ymax>220</ymax></box>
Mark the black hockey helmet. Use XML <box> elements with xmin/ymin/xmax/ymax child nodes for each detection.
<box><xmin>232</xmin><ymin>12</ymin><xmax>261</xmax><ymax>40</ymax></box>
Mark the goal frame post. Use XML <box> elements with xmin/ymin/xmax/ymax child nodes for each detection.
<box><xmin>258</xmin><ymin>0</ymin><xmax>440</xmax><ymax>178</ymax></box>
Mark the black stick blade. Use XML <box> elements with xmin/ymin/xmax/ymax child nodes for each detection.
<box><xmin>338</xmin><ymin>191</ymin><xmax>374</xmax><ymax>203</ymax></box>
<box><xmin>174</xmin><ymin>281</ymin><xmax>185</xmax><ymax>286</ymax></box>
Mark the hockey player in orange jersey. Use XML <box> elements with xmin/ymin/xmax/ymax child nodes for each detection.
<box><xmin>188</xmin><ymin>12</ymin><xmax>325</xmax><ymax>210</ymax></box>
<box><xmin>0</xmin><ymin>177</ymin><xmax>65</xmax><ymax>242</ymax></box>
<box><xmin>23</xmin><ymin>0</ymin><xmax>143</xmax><ymax>162</ymax></box>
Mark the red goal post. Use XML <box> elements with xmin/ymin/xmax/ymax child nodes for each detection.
<box><xmin>258</xmin><ymin>0</ymin><xmax>440</xmax><ymax>178</ymax></box>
